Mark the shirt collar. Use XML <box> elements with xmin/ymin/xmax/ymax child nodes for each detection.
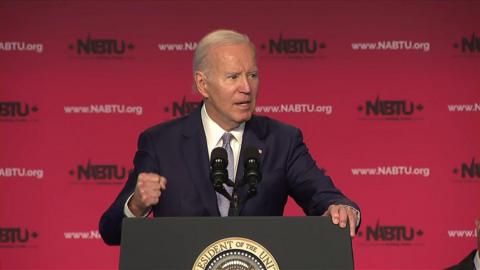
<box><xmin>201</xmin><ymin>104</ymin><xmax>244</xmax><ymax>149</ymax></box>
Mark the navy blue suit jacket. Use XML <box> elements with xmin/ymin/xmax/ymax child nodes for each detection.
<box><xmin>99</xmin><ymin>106</ymin><xmax>359</xmax><ymax>245</ymax></box>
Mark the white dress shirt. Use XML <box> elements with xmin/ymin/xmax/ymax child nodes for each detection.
<box><xmin>200</xmin><ymin>104</ymin><xmax>244</xmax><ymax>181</ymax></box>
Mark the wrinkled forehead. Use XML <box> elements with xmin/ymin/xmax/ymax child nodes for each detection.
<box><xmin>208</xmin><ymin>43</ymin><xmax>257</xmax><ymax>71</ymax></box>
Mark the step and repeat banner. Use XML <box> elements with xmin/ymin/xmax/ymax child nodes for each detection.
<box><xmin>1</xmin><ymin>1</ymin><xmax>479</xmax><ymax>269</ymax></box>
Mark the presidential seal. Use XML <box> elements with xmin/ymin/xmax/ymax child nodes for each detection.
<box><xmin>193</xmin><ymin>237</ymin><xmax>280</xmax><ymax>270</ymax></box>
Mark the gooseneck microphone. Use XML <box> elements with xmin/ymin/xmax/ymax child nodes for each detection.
<box><xmin>210</xmin><ymin>147</ymin><xmax>233</xmax><ymax>201</ymax></box>
<box><xmin>243</xmin><ymin>147</ymin><xmax>262</xmax><ymax>197</ymax></box>
<box><xmin>210</xmin><ymin>146</ymin><xmax>262</xmax><ymax>216</ymax></box>
<box><xmin>210</xmin><ymin>147</ymin><xmax>228</xmax><ymax>190</ymax></box>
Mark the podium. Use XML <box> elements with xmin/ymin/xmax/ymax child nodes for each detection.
<box><xmin>119</xmin><ymin>216</ymin><xmax>353</xmax><ymax>270</ymax></box>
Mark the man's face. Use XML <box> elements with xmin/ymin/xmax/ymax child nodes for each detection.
<box><xmin>197</xmin><ymin>43</ymin><xmax>259</xmax><ymax>131</ymax></box>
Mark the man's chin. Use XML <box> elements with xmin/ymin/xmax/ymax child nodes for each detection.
<box><xmin>241</xmin><ymin>111</ymin><xmax>254</xmax><ymax>120</ymax></box>
<box><xmin>232</xmin><ymin>113</ymin><xmax>253</xmax><ymax>125</ymax></box>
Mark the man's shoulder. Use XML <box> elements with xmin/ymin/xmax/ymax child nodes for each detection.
<box><xmin>141</xmin><ymin>114</ymin><xmax>191</xmax><ymax>138</ymax></box>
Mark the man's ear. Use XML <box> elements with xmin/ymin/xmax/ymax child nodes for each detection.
<box><xmin>195</xmin><ymin>71</ymin><xmax>209</xmax><ymax>98</ymax></box>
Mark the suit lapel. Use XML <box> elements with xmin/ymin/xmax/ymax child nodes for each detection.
<box><xmin>180</xmin><ymin>107</ymin><xmax>219</xmax><ymax>216</ymax></box>
<box><xmin>236</xmin><ymin>115</ymin><xmax>267</xmax><ymax>214</ymax></box>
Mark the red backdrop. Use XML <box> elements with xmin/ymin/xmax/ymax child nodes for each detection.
<box><xmin>1</xmin><ymin>1</ymin><xmax>479</xmax><ymax>269</ymax></box>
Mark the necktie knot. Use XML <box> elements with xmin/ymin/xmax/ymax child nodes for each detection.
<box><xmin>222</xmin><ymin>133</ymin><xmax>233</xmax><ymax>149</ymax></box>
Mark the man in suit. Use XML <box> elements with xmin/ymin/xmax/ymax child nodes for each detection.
<box><xmin>99</xmin><ymin>29</ymin><xmax>360</xmax><ymax>246</ymax></box>
<box><xmin>446</xmin><ymin>219</ymin><xmax>480</xmax><ymax>270</ymax></box>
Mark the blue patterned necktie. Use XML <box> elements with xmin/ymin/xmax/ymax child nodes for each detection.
<box><xmin>217</xmin><ymin>132</ymin><xmax>234</xmax><ymax>216</ymax></box>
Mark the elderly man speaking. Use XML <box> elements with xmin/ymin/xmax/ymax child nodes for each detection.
<box><xmin>99</xmin><ymin>29</ymin><xmax>360</xmax><ymax>245</ymax></box>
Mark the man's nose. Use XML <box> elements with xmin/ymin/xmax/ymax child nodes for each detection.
<box><xmin>240</xmin><ymin>75</ymin><xmax>251</xmax><ymax>93</ymax></box>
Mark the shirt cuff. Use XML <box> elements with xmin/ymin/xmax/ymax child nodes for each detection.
<box><xmin>123</xmin><ymin>194</ymin><xmax>150</xmax><ymax>218</ymax></box>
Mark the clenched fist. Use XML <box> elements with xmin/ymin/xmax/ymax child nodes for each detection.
<box><xmin>128</xmin><ymin>172</ymin><xmax>167</xmax><ymax>217</ymax></box>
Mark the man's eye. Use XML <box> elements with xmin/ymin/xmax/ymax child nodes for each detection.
<box><xmin>249</xmin><ymin>73</ymin><xmax>258</xmax><ymax>79</ymax></box>
<box><xmin>228</xmin><ymin>74</ymin><xmax>239</xmax><ymax>80</ymax></box>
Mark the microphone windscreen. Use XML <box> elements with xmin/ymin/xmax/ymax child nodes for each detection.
<box><xmin>211</xmin><ymin>147</ymin><xmax>228</xmax><ymax>163</ymax></box>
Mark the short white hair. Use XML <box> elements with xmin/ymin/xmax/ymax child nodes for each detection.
<box><xmin>193</xmin><ymin>29</ymin><xmax>255</xmax><ymax>82</ymax></box>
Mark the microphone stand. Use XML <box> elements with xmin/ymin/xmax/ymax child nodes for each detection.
<box><xmin>231</xmin><ymin>186</ymin><xmax>240</xmax><ymax>216</ymax></box>
<box><xmin>228</xmin><ymin>179</ymin><xmax>240</xmax><ymax>217</ymax></box>
<box><xmin>216</xmin><ymin>179</ymin><xmax>259</xmax><ymax>216</ymax></box>
<box><xmin>214</xmin><ymin>178</ymin><xmax>240</xmax><ymax>216</ymax></box>
<box><xmin>229</xmin><ymin>178</ymin><xmax>258</xmax><ymax>217</ymax></box>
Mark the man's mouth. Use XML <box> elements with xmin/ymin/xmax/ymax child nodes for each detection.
<box><xmin>234</xmin><ymin>100</ymin><xmax>251</xmax><ymax>108</ymax></box>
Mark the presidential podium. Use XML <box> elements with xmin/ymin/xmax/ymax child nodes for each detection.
<box><xmin>119</xmin><ymin>216</ymin><xmax>353</xmax><ymax>270</ymax></box>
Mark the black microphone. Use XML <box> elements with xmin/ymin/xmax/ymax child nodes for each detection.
<box><xmin>210</xmin><ymin>147</ymin><xmax>229</xmax><ymax>192</ymax></box>
<box><xmin>243</xmin><ymin>147</ymin><xmax>262</xmax><ymax>196</ymax></box>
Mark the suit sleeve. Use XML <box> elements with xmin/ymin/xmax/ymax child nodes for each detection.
<box><xmin>286</xmin><ymin>128</ymin><xmax>360</xmax><ymax>216</ymax></box>
<box><xmin>98</xmin><ymin>131</ymin><xmax>160</xmax><ymax>245</ymax></box>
